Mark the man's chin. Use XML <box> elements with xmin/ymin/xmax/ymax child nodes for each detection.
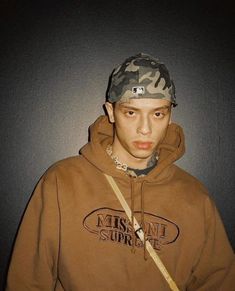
<box><xmin>130</xmin><ymin>149</ymin><xmax>155</xmax><ymax>160</ymax></box>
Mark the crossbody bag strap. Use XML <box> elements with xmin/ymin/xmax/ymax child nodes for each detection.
<box><xmin>104</xmin><ymin>173</ymin><xmax>180</xmax><ymax>291</ymax></box>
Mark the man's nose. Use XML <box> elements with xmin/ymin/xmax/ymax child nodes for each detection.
<box><xmin>137</xmin><ymin>116</ymin><xmax>152</xmax><ymax>135</ymax></box>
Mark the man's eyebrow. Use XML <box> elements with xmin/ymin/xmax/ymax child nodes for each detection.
<box><xmin>153</xmin><ymin>105</ymin><xmax>171</xmax><ymax>110</ymax></box>
<box><xmin>118</xmin><ymin>104</ymin><xmax>139</xmax><ymax>110</ymax></box>
<box><xmin>118</xmin><ymin>104</ymin><xmax>171</xmax><ymax>110</ymax></box>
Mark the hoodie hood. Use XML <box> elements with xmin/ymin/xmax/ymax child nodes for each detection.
<box><xmin>80</xmin><ymin>115</ymin><xmax>185</xmax><ymax>182</ymax></box>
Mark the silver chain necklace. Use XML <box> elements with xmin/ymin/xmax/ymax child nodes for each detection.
<box><xmin>106</xmin><ymin>144</ymin><xmax>158</xmax><ymax>176</ymax></box>
<box><xmin>106</xmin><ymin>144</ymin><xmax>128</xmax><ymax>172</ymax></box>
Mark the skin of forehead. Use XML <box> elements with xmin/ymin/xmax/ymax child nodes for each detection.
<box><xmin>114</xmin><ymin>99</ymin><xmax>172</xmax><ymax>111</ymax></box>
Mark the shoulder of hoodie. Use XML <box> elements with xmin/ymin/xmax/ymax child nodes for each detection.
<box><xmin>41</xmin><ymin>155</ymin><xmax>89</xmax><ymax>180</ymax></box>
<box><xmin>170</xmin><ymin>164</ymin><xmax>214</xmax><ymax>203</ymax></box>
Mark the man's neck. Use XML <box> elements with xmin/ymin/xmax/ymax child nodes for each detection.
<box><xmin>106</xmin><ymin>144</ymin><xmax>158</xmax><ymax>174</ymax></box>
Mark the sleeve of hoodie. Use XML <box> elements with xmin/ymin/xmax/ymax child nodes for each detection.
<box><xmin>6</xmin><ymin>170</ymin><xmax>60</xmax><ymax>290</ymax></box>
<box><xmin>186</xmin><ymin>196</ymin><xmax>235</xmax><ymax>291</ymax></box>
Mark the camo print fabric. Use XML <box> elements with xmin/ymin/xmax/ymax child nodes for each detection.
<box><xmin>107</xmin><ymin>53</ymin><xmax>177</xmax><ymax>105</ymax></box>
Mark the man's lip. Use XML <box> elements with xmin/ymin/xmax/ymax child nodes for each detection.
<box><xmin>133</xmin><ymin>141</ymin><xmax>153</xmax><ymax>149</ymax></box>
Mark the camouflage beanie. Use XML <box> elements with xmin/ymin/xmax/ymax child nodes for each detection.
<box><xmin>107</xmin><ymin>53</ymin><xmax>177</xmax><ymax>106</ymax></box>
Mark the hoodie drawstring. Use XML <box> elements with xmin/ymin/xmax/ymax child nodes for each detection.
<box><xmin>130</xmin><ymin>178</ymin><xmax>147</xmax><ymax>259</ymax></box>
<box><xmin>140</xmin><ymin>180</ymin><xmax>147</xmax><ymax>260</ymax></box>
<box><xmin>130</xmin><ymin>178</ymin><xmax>136</xmax><ymax>254</ymax></box>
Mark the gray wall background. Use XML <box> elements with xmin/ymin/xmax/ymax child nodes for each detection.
<box><xmin>1</xmin><ymin>0</ymin><xmax>234</xmax><ymax>289</ymax></box>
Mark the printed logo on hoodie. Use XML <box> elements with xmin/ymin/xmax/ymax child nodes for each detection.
<box><xmin>83</xmin><ymin>207</ymin><xmax>180</xmax><ymax>251</ymax></box>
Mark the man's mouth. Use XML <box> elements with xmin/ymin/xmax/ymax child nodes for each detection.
<box><xmin>133</xmin><ymin>141</ymin><xmax>153</xmax><ymax>149</ymax></box>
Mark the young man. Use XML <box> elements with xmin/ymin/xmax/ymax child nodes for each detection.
<box><xmin>6</xmin><ymin>53</ymin><xmax>234</xmax><ymax>290</ymax></box>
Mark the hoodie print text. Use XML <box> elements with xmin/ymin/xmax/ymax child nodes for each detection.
<box><xmin>83</xmin><ymin>207</ymin><xmax>180</xmax><ymax>251</ymax></box>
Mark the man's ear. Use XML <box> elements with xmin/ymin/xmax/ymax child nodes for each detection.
<box><xmin>168</xmin><ymin>106</ymin><xmax>173</xmax><ymax>124</ymax></box>
<box><xmin>105</xmin><ymin>102</ymin><xmax>115</xmax><ymax>123</ymax></box>
<box><xmin>169</xmin><ymin>115</ymin><xmax>172</xmax><ymax>124</ymax></box>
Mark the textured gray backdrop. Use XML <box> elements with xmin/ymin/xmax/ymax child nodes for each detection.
<box><xmin>1</xmin><ymin>0</ymin><xmax>234</xmax><ymax>289</ymax></box>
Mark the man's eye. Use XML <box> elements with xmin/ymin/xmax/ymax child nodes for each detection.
<box><xmin>154</xmin><ymin>112</ymin><xmax>164</xmax><ymax>118</ymax></box>
<box><xmin>126</xmin><ymin>111</ymin><xmax>135</xmax><ymax>116</ymax></box>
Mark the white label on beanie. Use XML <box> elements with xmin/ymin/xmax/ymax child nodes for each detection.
<box><xmin>132</xmin><ymin>86</ymin><xmax>145</xmax><ymax>95</ymax></box>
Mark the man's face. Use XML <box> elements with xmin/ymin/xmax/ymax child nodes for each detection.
<box><xmin>105</xmin><ymin>98</ymin><xmax>172</xmax><ymax>169</ymax></box>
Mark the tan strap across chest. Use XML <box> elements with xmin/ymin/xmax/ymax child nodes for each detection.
<box><xmin>104</xmin><ymin>173</ymin><xmax>180</xmax><ymax>291</ymax></box>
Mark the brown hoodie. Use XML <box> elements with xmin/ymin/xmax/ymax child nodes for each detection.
<box><xmin>6</xmin><ymin>116</ymin><xmax>234</xmax><ymax>291</ymax></box>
